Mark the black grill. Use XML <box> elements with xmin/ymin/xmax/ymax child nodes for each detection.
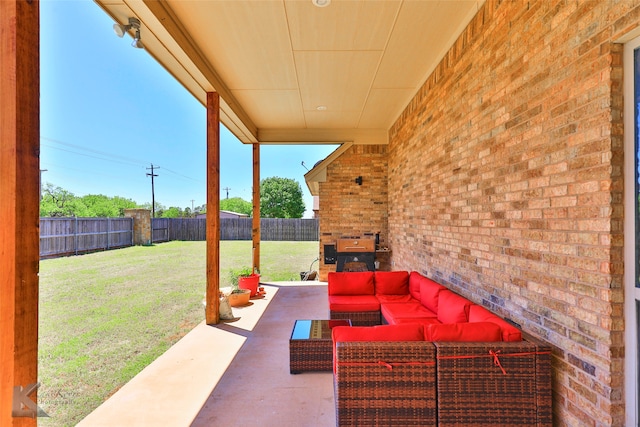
<box><xmin>336</xmin><ymin>253</ymin><xmax>376</xmax><ymax>272</ymax></box>
<box><xmin>335</xmin><ymin>238</ymin><xmax>376</xmax><ymax>272</ymax></box>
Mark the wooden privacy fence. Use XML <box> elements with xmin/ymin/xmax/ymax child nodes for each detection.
<box><xmin>40</xmin><ymin>217</ymin><xmax>318</xmax><ymax>258</ymax></box>
<box><xmin>151</xmin><ymin>217</ymin><xmax>319</xmax><ymax>242</ymax></box>
<box><xmin>40</xmin><ymin>217</ymin><xmax>133</xmax><ymax>259</ymax></box>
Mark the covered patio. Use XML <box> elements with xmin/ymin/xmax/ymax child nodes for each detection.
<box><xmin>76</xmin><ymin>281</ymin><xmax>334</xmax><ymax>427</ymax></box>
<box><xmin>2</xmin><ymin>1</ymin><xmax>640</xmax><ymax>426</ymax></box>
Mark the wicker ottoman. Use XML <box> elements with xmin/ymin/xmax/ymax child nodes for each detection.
<box><xmin>289</xmin><ymin>319</ymin><xmax>351</xmax><ymax>374</ymax></box>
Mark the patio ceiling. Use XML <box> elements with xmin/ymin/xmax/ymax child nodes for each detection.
<box><xmin>95</xmin><ymin>0</ymin><xmax>483</xmax><ymax>145</ymax></box>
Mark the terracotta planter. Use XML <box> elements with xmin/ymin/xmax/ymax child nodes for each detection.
<box><xmin>238</xmin><ymin>274</ymin><xmax>260</xmax><ymax>296</ymax></box>
<box><xmin>228</xmin><ymin>289</ymin><xmax>251</xmax><ymax>307</ymax></box>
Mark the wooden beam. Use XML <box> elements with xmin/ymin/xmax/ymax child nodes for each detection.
<box><xmin>205</xmin><ymin>92</ymin><xmax>221</xmax><ymax>325</ymax></box>
<box><xmin>0</xmin><ymin>0</ymin><xmax>40</xmax><ymax>425</ymax></box>
<box><xmin>252</xmin><ymin>143</ymin><xmax>261</xmax><ymax>273</ymax></box>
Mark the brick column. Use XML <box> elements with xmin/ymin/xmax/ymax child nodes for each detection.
<box><xmin>124</xmin><ymin>209</ymin><xmax>151</xmax><ymax>245</ymax></box>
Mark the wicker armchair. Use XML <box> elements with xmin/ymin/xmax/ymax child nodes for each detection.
<box><xmin>334</xmin><ymin>341</ymin><xmax>437</xmax><ymax>426</ymax></box>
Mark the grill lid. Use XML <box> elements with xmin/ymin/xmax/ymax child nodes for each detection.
<box><xmin>336</xmin><ymin>238</ymin><xmax>375</xmax><ymax>253</ymax></box>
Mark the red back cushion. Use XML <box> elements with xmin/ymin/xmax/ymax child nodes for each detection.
<box><xmin>468</xmin><ymin>305</ymin><xmax>522</xmax><ymax>342</ymax></box>
<box><xmin>419</xmin><ymin>276</ymin><xmax>447</xmax><ymax>312</ymax></box>
<box><xmin>409</xmin><ymin>272</ymin><xmax>423</xmax><ymax>300</ymax></box>
<box><xmin>426</xmin><ymin>322</ymin><xmax>502</xmax><ymax>342</ymax></box>
<box><xmin>436</xmin><ymin>290</ymin><xmax>472</xmax><ymax>323</ymax></box>
<box><xmin>328</xmin><ymin>271</ymin><xmax>375</xmax><ymax>295</ymax></box>
<box><xmin>375</xmin><ymin>271</ymin><xmax>409</xmax><ymax>295</ymax></box>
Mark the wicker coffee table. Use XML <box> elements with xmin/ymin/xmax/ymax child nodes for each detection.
<box><xmin>289</xmin><ymin>319</ymin><xmax>351</xmax><ymax>374</ymax></box>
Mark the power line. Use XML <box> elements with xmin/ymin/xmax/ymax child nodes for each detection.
<box><xmin>41</xmin><ymin>135</ymin><xmax>204</xmax><ymax>184</ymax></box>
<box><xmin>160</xmin><ymin>166</ymin><xmax>203</xmax><ymax>183</ymax></box>
<box><xmin>41</xmin><ymin>136</ymin><xmax>148</xmax><ymax>166</ymax></box>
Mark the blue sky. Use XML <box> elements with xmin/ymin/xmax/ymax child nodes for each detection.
<box><xmin>40</xmin><ymin>1</ymin><xmax>337</xmax><ymax>217</ymax></box>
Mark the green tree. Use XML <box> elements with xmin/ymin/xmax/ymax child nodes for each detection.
<box><xmin>260</xmin><ymin>176</ymin><xmax>305</xmax><ymax>218</ymax></box>
<box><xmin>220</xmin><ymin>197</ymin><xmax>252</xmax><ymax>216</ymax></box>
<box><xmin>40</xmin><ymin>183</ymin><xmax>78</xmax><ymax>217</ymax></box>
<box><xmin>40</xmin><ymin>183</ymin><xmax>140</xmax><ymax>217</ymax></box>
<box><xmin>79</xmin><ymin>194</ymin><xmax>138</xmax><ymax>217</ymax></box>
<box><xmin>161</xmin><ymin>206</ymin><xmax>183</xmax><ymax>218</ymax></box>
<box><xmin>141</xmin><ymin>201</ymin><xmax>166</xmax><ymax>218</ymax></box>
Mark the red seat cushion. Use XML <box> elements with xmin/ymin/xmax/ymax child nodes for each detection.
<box><xmin>418</xmin><ymin>276</ymin><xmax>447</xmax><ymax>313</ymax></box>
<box><xmin>381</xmin><ymin>301</ymin><xmax>437</xmax><ymax>324</ymax></box>
<box><xmin>376</xmin><ymin>294</ymin><xmax>415</xmax><ymax>304</ymax></box>
<box><xmin>332</xmin><ymin>324</ymin><xmax>426</xmax><ymax>342</ymax></box>
<box><xmin>374</xmin><ymin>271</ymin><xmax>409</xmax><ymax>295</ymax></box>
<box><xmin>436</xmin><ymin>290</ymin><xmax>472</xmax><ymax>323</ymax></box>
<box><xmin>329</xmin><ymin>295</ymin><xmax>380</xmax><ymax>312</ymax></box>
<box><xmin>332</xmin><ymin>324</ymin><xmax>426</xmax><ymax>373</ymax></box>
<box><xmin>328</xmin><ymin>271</ymin><xmax>375</xmax><ymax>295</ymax></box>
<box><xmin>393</xmin><ymin>317</ymin><xmax>442</xmax><ymax>326</ymax></box>
<box><xmin>468</xmin><ymin>305</ymin><xmax>522</xmax><ymax>342</ymax></box>
<box><xmin>426</xmin><ymin>322</ymin><xmax>502</xmax><ymax>342</ymax></box>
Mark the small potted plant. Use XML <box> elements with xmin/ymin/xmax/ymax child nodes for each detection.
<box><xmin>227</xmin><ymin>266</ymin><xmax>259</xmax><ymax>306</ymax></box>
<box><xmin>232</xmin><ymin>266</ymin><xmax>260</xmax><ymax>296</ymax></box>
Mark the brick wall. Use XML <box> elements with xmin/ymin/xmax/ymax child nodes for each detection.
<box><xmin>386</xmin><ymin>0</ymin><xmax>634</xmax><ymax>425</ymax></box>
<box><xmin>318</xmin><ymin>144</ymin><xmax>388</xmax><ymax>280</ymax></box>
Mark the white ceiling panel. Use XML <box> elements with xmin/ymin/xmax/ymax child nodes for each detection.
<box><xmin>96</xmin><ymin>0</ymin><xmax>484</xmax><ymax>144</ymax></box>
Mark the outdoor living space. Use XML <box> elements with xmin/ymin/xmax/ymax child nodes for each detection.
<box><xmin>6</xmin><ymin>1</ymin><xmax>640</xmax><ymax>426</ymax></box>
<box><xmin>76</xmin><ymin>280</ymin><xmax>335</xmax><ymax>427</ymax></box>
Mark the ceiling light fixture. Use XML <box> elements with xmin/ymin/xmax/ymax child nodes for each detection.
<box><xmin>113</xmin><ymin>17</ymin><xmax>144</xmax><ymax>49</ymax></box>
<box><xmin>312</xmin><ymin>0</ymin><xmax>331</xmax><ymax>7</ymax></box>
<box><xmin>316</xmin><ymin>105</ymin><xmax>327</xmax><ymax>111</ymax></box>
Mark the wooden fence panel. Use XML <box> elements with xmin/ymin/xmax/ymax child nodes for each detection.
<box><xmin>40</xmin><ymin>217</ymin><xmax>133</xmax><ymax>258</ymax></box>
<box><xmin>150</xmin><ymin>217</ymin><xmax>318</xmax><ymax>241</ymax></box>
<box><xmin>151</xmin><ymin>218</ymin><xmax>170</xmax><ymax>243</ymax></box>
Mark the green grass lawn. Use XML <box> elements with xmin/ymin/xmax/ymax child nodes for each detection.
<box><xmin>38</xmin><ymin>240</ymin><xmax>319</xmax><ymax>426</ymax></box>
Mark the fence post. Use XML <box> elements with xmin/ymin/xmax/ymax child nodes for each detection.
<box><xmin>107</xmin><ymin>217</ymin><xmax>111</xmax><ymax>250</ymax></box>
<box><xmin>74</xmin><ymin>216</ymin><xmax>78</xmax><ymax>256</ymax></box>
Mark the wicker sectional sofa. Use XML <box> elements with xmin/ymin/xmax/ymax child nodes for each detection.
<box><xmin>328</xmin><ymin>271</ymin><xmax>552</xmax><ymax>427</ymax></box>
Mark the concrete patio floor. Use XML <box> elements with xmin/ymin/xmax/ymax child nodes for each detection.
<box><xmin>77</xmin><ymin>281</ymin><xmax>335</xmax><ymax>427</ymax></box>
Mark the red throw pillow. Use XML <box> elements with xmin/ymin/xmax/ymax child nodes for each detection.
<box><xmin>328</xmin><ymin>271</ymin><xmax>375</xmax><ymax>295</ymax></box>
<box><xmin>436</xmin><ymin>290</ymin><xmax>472</xmax><ymax>323</ymax></box>
<box><xmin>426</xmin><ymin>322</ymin><xmax>502</xmax><ymax>342</ymax></box>
<box><xmin>375</xmin><ymin>271</ymin><xmax>409</xmax><ymax>295</ymax></box>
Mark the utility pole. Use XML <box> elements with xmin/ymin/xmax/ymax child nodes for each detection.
<box><xmin>223</xmin><ymin>187</ymin><xmax>231</xmax><ymax>199</ymax></box>
<box><xmin>146</xmin><ymin>163</ymin><xmax>159</xmax><ymax>218</ymax></box>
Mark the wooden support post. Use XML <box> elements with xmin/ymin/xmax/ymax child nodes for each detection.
<box><xmin>252</xmin><ymin>143</ymin><xmax>261</xmax><ymax>273</ymax></box>
<box><xmin>205</xmin><ymin>92</ymin><xmax>221</xmax><ymax>325</ymax></box>
<box><xmin>0</xmin><ymin>1</ymin><xmax>40</xmax><ymax>425</ymax></box>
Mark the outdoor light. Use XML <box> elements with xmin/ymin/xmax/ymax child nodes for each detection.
<box><xmin>131</xmin><ymin>28</ymin><xmax>144</xmax><ymax>49</ymax></box>
<box><xmin>312</xmin><ymin>0</ymin><xmax>331</xmax><ymax>7</ymax></box>
<box><xmin>113</xmin><ymin>17</ymin><xmax>144</xmax><ymax>49</ymax></box>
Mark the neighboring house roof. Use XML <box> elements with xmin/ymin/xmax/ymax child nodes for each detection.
<box><xmin>304</xmin><ymin>142</ymin><xmax>353</xmax><ymax>196</ymax></box>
